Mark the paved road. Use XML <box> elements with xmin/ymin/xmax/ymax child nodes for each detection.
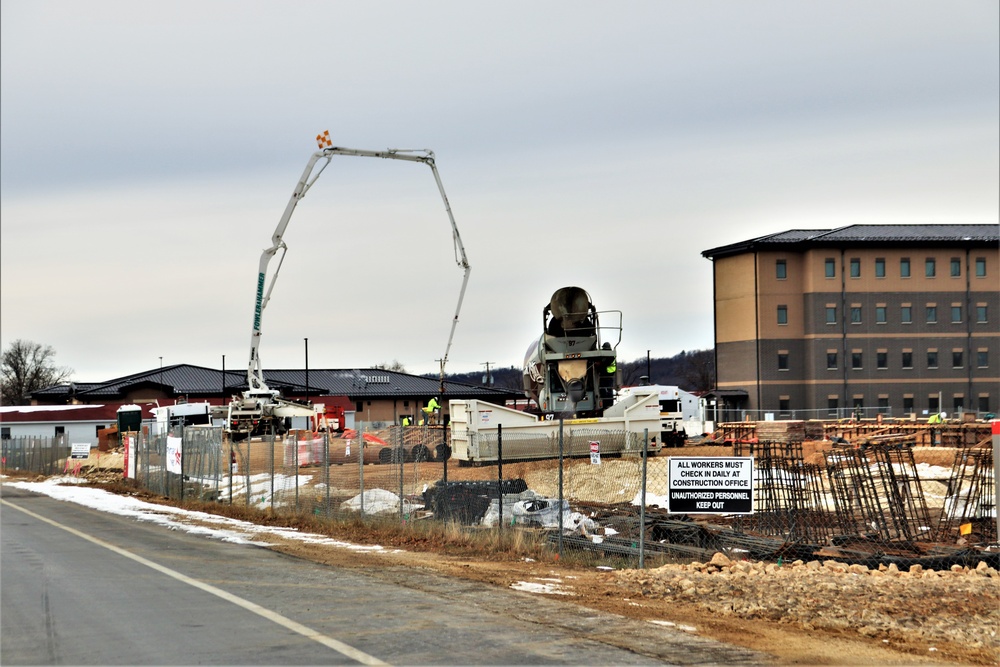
<box><xmin>1</xmin><ymin>484</ymin><xmax>769</xmax><ymax>665</ymax></box>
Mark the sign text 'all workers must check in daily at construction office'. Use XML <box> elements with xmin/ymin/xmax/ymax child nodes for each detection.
<box><xmin>667</xmin><ymin>457</ymin><xmax>754</xmax><ymax>514</ymax></box>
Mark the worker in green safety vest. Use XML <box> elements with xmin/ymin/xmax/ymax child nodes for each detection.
<box><xmin>422</xmin><ymin>397</ymin><xmax>441</xmax><ymax>425</ymax></box>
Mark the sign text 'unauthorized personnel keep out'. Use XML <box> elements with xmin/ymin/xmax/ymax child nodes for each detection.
<box><xmin>667</xmin><ymin>457</ymin><xmax>754</xmax><ymax>515</ymax></box>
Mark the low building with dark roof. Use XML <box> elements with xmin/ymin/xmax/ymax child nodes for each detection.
<box><xmin>701</xmin><ymin>224</ymin><xmax>999</xmax><ymax>420</ymax></box>
<box><xmin>22</xmin><ymin>364</ymin><xmax>521</xmax><ymax>436</ymax></box>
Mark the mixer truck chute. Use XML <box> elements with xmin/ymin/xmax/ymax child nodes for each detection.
<box><xmin>226</xmin><ymin>134</ymin><xmax>471</xmax><ymax>440</ymax></box>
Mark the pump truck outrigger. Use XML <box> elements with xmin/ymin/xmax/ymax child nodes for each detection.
<box><xmin>225</xmin><ymin>133</ymin><xmax>471</xmax><ymax>441</ymax></box>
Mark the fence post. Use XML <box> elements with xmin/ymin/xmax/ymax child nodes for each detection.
<box><xmin>325</xmin><ymin>430</ymin><xmax>331</xmax><ymax>519</ymax></box>
<box><xmin>558</xmin><ymin>418</ymin><xmax>564</xmax><ymax>560</ymax></box>
<box><xmin>359</xmin><ymin>423</ymin><xmax>365</xmax><ymax>517</ymax></box>
<box><xmin>640</xmin><ymin>428</ymin><xmax>648</xmax><ymax>570</ymax></box>
<box><xmin>497</xmin><ymin>423</ymin><xmax>503</xmax><ymax>529</ymax></box>
<box><xmin>295</xmin><ymin>428</ymin><xmax>301</xmax><ymax>513</ymax></box>
<box><xmin>179</xmin><ymin>423</ymin><xmax>185</xmax><ymax>502</ymax></box>
<box><xmin>398</xmin><ymin>425</ymin><xmax>405</xmax><ymax>524</ymax></box>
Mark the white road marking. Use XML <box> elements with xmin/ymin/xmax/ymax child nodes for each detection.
<box><xmin>2</xmin><ymin>499</ymin><xmax>389</xmax><ymax>666</ymax></box>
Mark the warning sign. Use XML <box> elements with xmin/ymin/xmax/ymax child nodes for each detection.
<box><xmin>667</xmin><ymin>457</ymin><xmax>754</xmax><ymax>515</ymax></box>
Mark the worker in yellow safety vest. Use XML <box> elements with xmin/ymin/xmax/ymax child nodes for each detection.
<box><xmin>422</xmin><ymin>397</ymin><xmax>441</xmax><ymax>425</ymax></box>
<box><xmin>402</xmin><ymin>416</ymin><xmax>411</xmax><ymax>427</ymax></box>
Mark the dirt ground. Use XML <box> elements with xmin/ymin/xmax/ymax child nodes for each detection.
<box><xmin>39</xmin><ymin>440</ymin><xmax>999</xmax><ymax>665</ymax></box>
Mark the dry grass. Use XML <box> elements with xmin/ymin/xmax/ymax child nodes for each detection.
<box><xmin>86</xmin><ymin>478</ymin><xmax>559</xmax><ymax>563</ymax></box>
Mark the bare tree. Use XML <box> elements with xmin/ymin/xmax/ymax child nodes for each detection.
<box><xmin>1</xmin><ymin>340</ymin><xmax>73</xmax><ymax>405</ymax></box>
<box><xmin>681</xmin><ymin>349</ymin><xmax>716</xmax><ymax>392</ymax></box>
<box><xmin>373</xmin><ymin>359</ymin><xmax>407</xmax><ymax>373</ymax></box>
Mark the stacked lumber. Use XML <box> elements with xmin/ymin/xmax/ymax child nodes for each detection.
<box><xmin>755</xmin><ymin>420</ymin><xmax>806</xmax><ymax>443</ymax></box>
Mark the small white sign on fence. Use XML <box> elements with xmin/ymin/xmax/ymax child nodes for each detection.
<box><xmin>70</xmin><ymin>443</ymin><xmax>90</xmax><ymax>459</ymax></box>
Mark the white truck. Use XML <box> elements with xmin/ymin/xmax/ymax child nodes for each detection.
<box><xmin>615</xmin><ymin>384</ymin><xmax>688</xmax><ymax>447</ymax></box>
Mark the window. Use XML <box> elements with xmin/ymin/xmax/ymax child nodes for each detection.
<box><xmin>978</xmin><ymin>350</ymin><xmax>988</xmax><ymax>368</ymax></box>
<box><xmin>929</xmin><ymin>395</ymin><xmax>940</xmax><ymax>413</ymax></box>
<box><xmin>979</xmin><ymin>396</ymin><xmax>991</xmax><ymax>413</ymax></box>
<box><xmin>927</xmin><ymin>350</ymin><xmax>938</xmax><ymax>368</ymax></box>
<box><xmin>875</xmin><ymin>258</ymin><xmax>885</xmax><ymax>278</ymax></box>
<box><xmin>951</xmin><ymin>258</ymin><xmax>961</xmax><ymax>277</ymax></box>
<box><xmin>825</xmin><ymin>306</ymin><xmax>837</xmax><ymax>324</ymax></box>
<box><xmin>827</xmin><ymin>352</ymin><xmax>838</xmax><ymax>370</ymax></box>
<box><xmin>900</xmin><ymin>258</ymin><xmax>911</xmax><ymax>278</ymax></box>
<box><xmin>877</xmin><ymin>352</ymin><xmax>887</xmax><ymax>369</ymax></box>
<box><xmin>95</xmin><ymin>425</ymin><xmax>105</xmax><ymax>437</ymax></box>
<box><xmin>876</xmin><ymin>306</ymin><xmax>886</xmax><ymax>324</ymax></box>
<box><xmin>902</xmin><ymin>351</ymin><xmax>913</xmax><ymax>368</ymax></box>
<box><xmin>777</xmin><ymin>305</ymin><xmax>788</xmax><ymax>325</ymax></box>
<box><xmin>55</xmin><ymin>426</ymin><xmax>65</xmax><ymax>436</ymax></box>
<box><xmin>776</xmin><ymin>259</ymin><xmax>787</xmax><ymax>279</ymax></box>
<box><xmin>827</xmin><ymin>398</ymin><xmax>839</xmax><ymax>417</ymax></box>
<box><xmin>975</xmin><ymin>257</ymin><xmax>986</xmax><ymax>277</ymax></box>
<box><xmin>977</xmin><ymin>305</ymin><xmax>988</xmax><ymax>323</ymax></box>
<box><xmin>952</xmin><ymin>351</ymin><xmax>963</xmax><ymax>368</ymax></box>
<box><xmin>355</xmin><ymin>401</ymin><xmax>363</xmax><ymax>412</ymax></box>
<box><xmin>825</xmin><ymin>258</ymin><xmax>836</xmax><ymax>278</ymax></box>
<box><xmin>777</xmin><ymin>352</ymin><xmax>789</xmax><ymax>371</ymax></box>
<box><xmin>779</xmin><ymin>398</ymin><xmax>790</xmax><ymax>414</ymax></box>
<box><xmin>903</xmin><ymin>397</ymin><xmax>914</xmax><ymax>414</ymax></box>
<box><xmin>878</xmin><ymin>397</ymin><xmax>889</xmax><ymax>414</ymax></box>
<box><xmin>852</xmin><ymin>351</ymin><xmax>863</xmax><ymax>369</ymax></box>
<box><xmin>850</xmin><ymin>258</ymin><xmax>861</xmax><ymax>278</ymax></box>
<box><xmin>925</xmin><ymin>258</ymin><xmax>936</xmax><ymax>277</ymax></box>
<box><xmin>953</xmin><ymin>397</ymin><xmax>964</xmax><ymax>413</ymax></box>
<box><xmin>951</xmin><ymin>306</ymin><xmax>962</xmax><ymax>323</ymax></box>
<box><xmin>850</xmin><ymin>306</ymin><xmax>862</xmax><ymax>324</ymax></box>
<box><xmin>901</xmin><ymin>306</ymin><xmax>912</xmax><ymax>324</ymax></box>
<box><xmin>926</xmin><ymin>305</ymin><xmax>937</xmax><ymax>324</ymax></box>
<box><xmin>0</xmin><ymin>427</ymin><xmax>9</xmax><ymax>440</ymax></box>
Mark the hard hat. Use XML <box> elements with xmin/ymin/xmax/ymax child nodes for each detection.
<box><xmin>940</xmin><ymin>412</ymin><xmax>947</xmax><ymax>419</ymax></box>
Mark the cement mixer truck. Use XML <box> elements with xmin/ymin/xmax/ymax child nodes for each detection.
<box><xmin>522</xmin><ymin>286</ymin><xmax>619</xmax><ymax>417</ymax></box>
<box><xmin>449</xmin><ymin>287</ymin><xmax>664</xmax><ymax>464</ymax></box>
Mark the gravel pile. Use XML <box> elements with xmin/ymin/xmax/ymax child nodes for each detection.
<box><xmin>615</xmin><ymin>552</ymin><xmax>999</xmax><ymax>658</ymax></box>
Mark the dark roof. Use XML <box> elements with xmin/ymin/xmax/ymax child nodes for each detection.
<box><xmin>32</xmin><ymin>364</ymin><xmax>520</xmax><ymax>403</ymax></box>
<box><xmin>702</xmin><ymin>224</ymin><xmax>999</xmax><ymax>259</ymax></box>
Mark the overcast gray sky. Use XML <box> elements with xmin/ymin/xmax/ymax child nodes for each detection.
<box><xmin>2</xmin><ymin>0</ymin><xmax>998</xmax><ymax>384</ymax></box>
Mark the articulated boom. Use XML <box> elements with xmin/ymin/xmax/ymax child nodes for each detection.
<box><xmin>227</xmin><ymin>138</ymin><xmax>471</xmax><ymax>439</ymax></box>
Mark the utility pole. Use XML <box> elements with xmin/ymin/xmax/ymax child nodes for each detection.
<box><xmin>481</xmin><ymin>361</ymin><xmax>495</xmax><ymax>386</ymax></box>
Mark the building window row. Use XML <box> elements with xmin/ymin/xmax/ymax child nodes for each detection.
<box><xmin>823</xmin><ymin>395</ymin><xmax>992</xmax><ymax>416</ymax></box>
<box><xmin>818</xmin><ymin>347</ymin><xmax>989</xmax><ymax>371</ymax></box>
<box><xmin>816</xmin><ymin>304</ymin><xmax>988</xmax><ymax>325</ymax></box>
<box><xmin>815</xmin><ymin>256</ymin><xmax>988</xmax><ymax>279</ymax></box>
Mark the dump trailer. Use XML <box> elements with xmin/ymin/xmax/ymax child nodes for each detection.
<box><xmin>449</xmin><ymin>389</ymin><xmax>663</xmax><ymax>464</ymax></box>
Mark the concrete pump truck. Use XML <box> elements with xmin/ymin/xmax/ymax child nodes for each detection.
<box><xmin>225</xmin><ymin>132</ymin><xmax>470</xmax><ymax>441</ymax></box>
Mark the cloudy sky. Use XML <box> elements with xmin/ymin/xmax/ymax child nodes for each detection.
<box><xmin>2</xmin><ymin>1</ymin><xmax>997</xmax><ymax>385</ymax></box>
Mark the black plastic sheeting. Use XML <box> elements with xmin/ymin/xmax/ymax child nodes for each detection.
<box><xmin>423</xmin><ymin>479</ymin><xmax>529</xmax><ymax>525</ymax></box>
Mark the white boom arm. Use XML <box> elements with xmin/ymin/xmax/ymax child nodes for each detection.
<box><xmin>247</xmin><ymin>145</ymin><xmax>471</xmax><ymax>395</ymax></box>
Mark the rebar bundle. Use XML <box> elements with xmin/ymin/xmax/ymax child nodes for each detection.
<box><xmin>936</xmin><ymin>447</ymin><xmax>996</xmax><ymax>543</ymax></box>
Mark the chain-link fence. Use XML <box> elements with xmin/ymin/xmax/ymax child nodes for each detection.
<box><xmin>1</xmin><ymin>436</ymin><xmax>71</xmax><ymax>475</ymax></box>
<box><xmin>14</xmin><ymin>419</ymin><xmax>996</xmax><ymax>572</ymax></box>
